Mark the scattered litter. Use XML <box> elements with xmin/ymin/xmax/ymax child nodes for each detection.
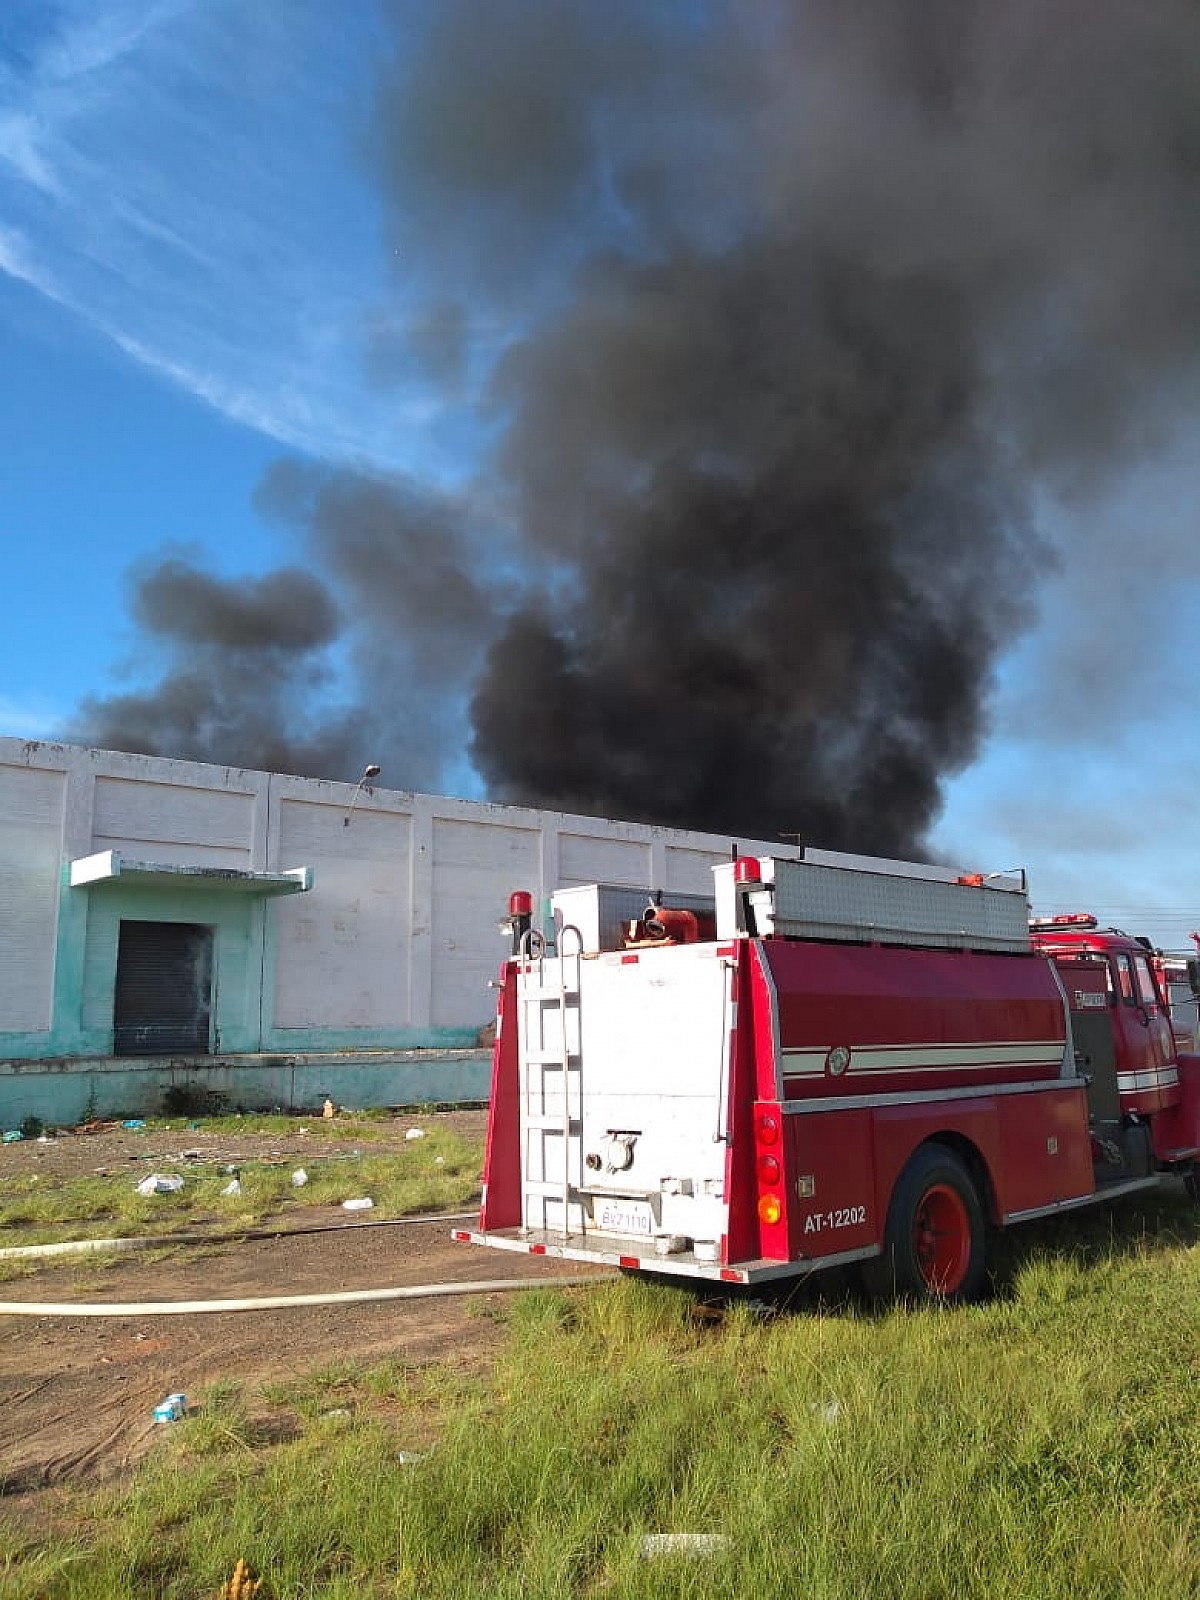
<box><xmin>37</xmin><ymin>1134</ymin><xmax>51</xmax><ymax>1144</ymax></box>
<box><xmin>405</xmin><ymin>1127</ymin><xmax>426</xmax><ymax>1141</ymax></box>
<box><xmin>809</xmin><ymin>1399</ymin><xmax>842</xmax><ymax>1424</ymax></box>
<box><xmin>397</xmin><ymin>1450</ymin><xmax>428</xmax><ymax>1466</ymax></box>
<box><xmin>137</xmin><ymin>1173</ymin><xmax>185</xmax><ymax>1195</ymax></box>
<box><xmin>220</xmin><ymin>1178</ymin><xmax>242</xmax><ymax>1196</ymax></box>
<box><xmin>298</xmin><ymin>1126</ymin><xmax>310</xmax><ymax>1135</ymax></box>
<box><xmin>434</xmin><ymin>1156</ymin><xmax>445</xmax><ymax>1166</ymax></box>
<box><xmin>322</xmin><ymin>1098</ymin><xmax>336</xmax><ymax>1119</ymax></box>
<box><xmin>291</xmin><ymin>1168</ymin><xmax>309</xmax><ymax>1187</ymax></box>
<box><xmin>321</xmin><ymin>1407</ymin><xmax>352</xmax><ymax>1420</ymax></box>
<box><xmin>122</xmin><ymin>1119</ymin><xmax>146</xmax><ymax>1130</ymax></box>
<box><xmin>2</xmin><ymin>1131</ymin><xmax>23</xmax><ymax>1143</ymax></box>
<box><xmin>640</xmin><ymin>1533</ymin><xmax>730</xmax><ymax>1560</ymax></box>
<box><xmin>153</xmin><ymin>1392</ymin><xmax>188</xmax><ymax>1423</ymax></box>
<box><xmin>342</xmin><ymin>1197</ymin><xmax>374</xmax><ymax>1211</ymax></box>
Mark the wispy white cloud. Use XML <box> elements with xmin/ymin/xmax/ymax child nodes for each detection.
<box><xmin>0</xmin><ymin>110</ymin><xmax>61</xmax><ymax>194</ymax></box>
<box><xmin>0</xmin><ymin>1</ymin><xmax>443</xmax><ymax>475</ymax></box>
<box><xmin>0</xmin><ymin>224</ymin><xmax>46</xmax><ymax>285</ymax></box>
<box><xmin>37</xmin><ymin>0</ymin><xmax>191</xmax><ymax>86</ymax></box>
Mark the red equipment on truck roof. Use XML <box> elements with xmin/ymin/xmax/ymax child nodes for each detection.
<box><xmin>455</xmin><ymin>855</ymin><xmax>1200</xmax><ymax>1300</ymax></box>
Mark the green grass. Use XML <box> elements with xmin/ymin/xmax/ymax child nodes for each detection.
<box><xmin>155</xmin><ymin>1109</ymin><xmax>406</xmax><ymax>1140</ymax></box>
<box><xmin>0</xmin><ymin>1120</ymin><xmax>483</xmax><ymax>1254</ymax></box>
<box><xmin>2</xmin><ymin>1190</ymin><xmax>1197</xmax><ymax>1598</ymax></box>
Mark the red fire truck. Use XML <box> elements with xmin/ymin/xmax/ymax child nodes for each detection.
<box><xmin>455</xmin><ymin>854</ymin><xmax>1200</xmax><ymax>1300</ymax></box>
<box><xmin>1149</xmin><ymin>938</ymin><xmax>1200</xmax><ymax>1054</ymax></box>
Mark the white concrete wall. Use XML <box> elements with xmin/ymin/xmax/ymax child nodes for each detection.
<box><xmin>0</xmin><ymin>759</ymin><xmax>66</xmax><ymax>1032</ymax></box>
<box><xmin>92</xmin><ymin>773</ymin><xmax>257</xmax><ymax>867</ymax></box>
<box><xmin>273</xmin><ymin>797</ymin><xmax>415</xmax><ymax>1031</ymax></box>
<box><xmin>0</xmin><ymin>736</ymin><xmax>785</xmax><ymax>1060</ymax></box>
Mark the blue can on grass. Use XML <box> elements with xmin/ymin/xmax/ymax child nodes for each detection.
<box><xmin>153</xmin><ymin>1393</ymin><xmax>188</xmax><ymax>1423</ymax></box>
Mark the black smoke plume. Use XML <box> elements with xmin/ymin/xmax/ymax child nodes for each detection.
<box><xmin>72</xmin><ymin>559</ymin><xmax>361</xmax><ymax>778</ymax></box>
<box><xmin>78</xmin><ymin>1</ymin><xmax>1200</xmax><ymax>852</ymax></box>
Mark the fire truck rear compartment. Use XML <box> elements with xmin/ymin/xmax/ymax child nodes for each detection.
<box><xmin>516</xmin><ymin>941</ymin><xmax>734</xmax><ymax>1258</ymax></box>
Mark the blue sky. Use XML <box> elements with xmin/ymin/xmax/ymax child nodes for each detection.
<box><xmin>2</xmin><ymin>0</ymin><xmax>1199</xmax><ymax>951</ymax></box>
<box><xmin>0</xmin><ymin>3</ymin><xmax>394</xmax><ymax>714</ymax></box>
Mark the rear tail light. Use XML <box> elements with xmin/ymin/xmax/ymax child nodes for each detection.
<box><xmin>757</xmin><ymin>1153</ymin><xmax>781</xmax><ymax>1184</ymax></box>
<box><xmin>754</xmin><ymin>1104</ymin><xmax>786</xmax><ymax>1249</ymax></box>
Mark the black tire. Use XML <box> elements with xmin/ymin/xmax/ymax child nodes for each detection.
<box><xmin>1183</xmin><ymin>1167</ymin><xmax>1199</xmax><ymax>1203</ymax></box>
<box><xmin>861</xmin><ymin>1144</ymin><xmax>986</xmax><ymax>1304</ymax></box>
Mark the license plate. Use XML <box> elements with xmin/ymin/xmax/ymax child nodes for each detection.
<box><xmin>593</xmin><ymin>1196</ymin><xmax>656</xmax><ymax>1238</ymax></box>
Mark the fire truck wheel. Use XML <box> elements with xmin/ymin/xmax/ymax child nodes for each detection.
<box><xmin>864</xmin><ymin>1144</ymin><xmax>986</xmax><ymax>1303</ymax></box>
<box><xmin>1184</xmin><ymin>1167</ymin><xmax>1199</xmax><ymax>1203</ymax></box>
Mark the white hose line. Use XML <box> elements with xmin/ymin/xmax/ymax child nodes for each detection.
<box><xmin>0</xmin><ymin>1272</ymin><xmax>611</xmax><ymax>1317</ymax></box>
<box><xmin>0</xmin><ymin>1236</ymin><xmax>144</xmax><ymax>1262</ymax></box>
<box><xmin>0</xmin><ymin>1209</ymin><xmax>481</xmax><ymax>1262</ymax></box>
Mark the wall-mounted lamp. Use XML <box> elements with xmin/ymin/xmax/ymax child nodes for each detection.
<box><xmin>343</xmin><ymin>763</ymin><xmax>381</xmax><ymax>827</ymax></box>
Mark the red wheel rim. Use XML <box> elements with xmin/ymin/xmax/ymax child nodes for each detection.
<box><xmin>913</xmin><ymin>1183</ymin><xmax>971</xmax><ymax>1294</ymax></box>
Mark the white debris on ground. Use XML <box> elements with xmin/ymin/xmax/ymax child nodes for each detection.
<box><xmin>640</xmin><ymin>1534</ymin><xmax>731</xmax><ymax>1559</ymax></box>
<box><xmin>136</xmin><ymin>1173</ymin><xmax>185</xmax><ymax>1195</ymax></box>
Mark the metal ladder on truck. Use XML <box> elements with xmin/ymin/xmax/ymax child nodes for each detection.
<box><xmin>517</xmin><ymin>925</ymin><xmax>585</xmax><ymax>1239</ymax></box>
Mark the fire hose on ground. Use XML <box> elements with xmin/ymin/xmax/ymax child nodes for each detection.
<box><xmin>0</xmin><ymin>1208</ymin><xmax>612</xmax><ymax>1315</ymax></box>
<box><xmin>0</xmin><ymin>1273</ymin><xmax>612</xmax><ymax>1317</ymax></box>
<box><xmin>0</xmin><ymin>1207</ymin><xmax>482</xmax><ymax>1263</ymax></box>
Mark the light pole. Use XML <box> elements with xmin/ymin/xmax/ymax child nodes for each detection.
<box><xmin>343</xmin><ymin>763</ymin><xmax>381</xmax><ymax>827</ymax></box>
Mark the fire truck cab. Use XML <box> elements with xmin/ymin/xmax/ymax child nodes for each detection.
<box><xmin>1029</xmin><ymin>914</ymin><xmax>1200</xmax><ymax>1191</ymax></box>
<box><xmin>1154</xmin><ymin>947</ymin><xmax>1200</xmax><ymax>1053</ymax></box>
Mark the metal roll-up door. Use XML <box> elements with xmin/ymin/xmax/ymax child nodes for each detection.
<box><xmin>113</xmin><ymin>920</ymin><xmax>214</xmax><ymax>1056</ymax></box>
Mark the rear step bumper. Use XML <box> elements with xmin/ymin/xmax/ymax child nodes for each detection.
<box><xmin>452</xmin><ymin>1226</ymin><xmax>878</xmax><ymax>1285</ymax></box>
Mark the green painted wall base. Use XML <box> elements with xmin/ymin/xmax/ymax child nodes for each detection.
<box><xmin>0</xmin><ymin>1049</ymin><xmax>492</xmax><ymax>1129</ymax></box>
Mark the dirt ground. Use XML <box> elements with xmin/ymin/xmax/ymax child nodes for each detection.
<box><xmin>0</xmin><ymin>1113</ymin><xmax>603</xmax><ymax>1529</ymax></box>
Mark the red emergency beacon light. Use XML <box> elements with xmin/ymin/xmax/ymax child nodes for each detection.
<box><xmin>1029</xmin><ymin>912</ymin><xmax>1099</xmax><ymax>930</ymax></box>
<box><xmin>508</xmin><ymin>890</ymin><xmax>534</xmax><ymax>955</ymax></box>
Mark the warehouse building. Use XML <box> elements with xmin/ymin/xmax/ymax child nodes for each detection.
<box><xmin>0</xmin><ymin>736</ymin><xmax>779</xmax><ymax>1124</ymax></box>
